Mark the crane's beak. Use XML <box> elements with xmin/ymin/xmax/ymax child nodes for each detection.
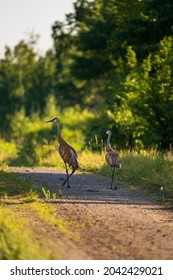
<box><xmin>46</xmin><ymin>119</ymin><xmax>53</xmax><ymax>123</ymax></box>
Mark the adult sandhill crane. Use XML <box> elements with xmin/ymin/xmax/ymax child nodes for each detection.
<box><xmin>105</xmin><ymin>130</ymin><xmax>121</xmax><ymax>189</ymax></box>
<box><xmin>46</xmin><ymin>118</ymin><xmax>79</xmax><ymax>188</ymax></box>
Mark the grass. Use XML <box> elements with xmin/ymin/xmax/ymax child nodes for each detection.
<box><xmin>0</xmin><ymin>206</ymin><xmax>53</xmax><ymax>259</ymax></box>
<box><xmin>0</xmin><ymin>166</ymin><xmax>40</xmax><ymax>199</ymax></box>
<box><xmin>28</xmin><ymin>201</ymin><xmax>73</xmax><ymax>235</ymax></box>
<box><xmin>88</xmin><ymin>149</ymin><xmax>173</xmax><ymax>200</ymax></box>
<box><xmin>86</xmin><ymin>149</ymin><xmax>173</xmax><ymax>203</ymax></box>
<box><xmin>0</xmin><ymin>139</ymin><xmax>18</xmax><ymax>163</ymax></box>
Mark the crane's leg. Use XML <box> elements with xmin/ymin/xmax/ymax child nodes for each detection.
<box><xmin>112</xmin><ymin>167</ymin><xmax>118</xmax><ymax>190</ymax></box>
<box><xmin>110</xmin><ymin>167</ymin><xmax>115</xmax><ymax>189</ymax></box>
<box><xmin>61</xmin><ymin>164</ymin><xmax>76</xmax><ymax>188</ymax></box>
<box><xmin>61</xmin><ymin>163</ymin><xmax>70</xmax><ymax>188</ymax></box>
<box><xmin>61</xmin><ymin>170</ymin><xmax>75</xmax><ymax>188</ymax></box>
<box><xmin>110</xmin><ymin>167</ymin><xmax>118</xmax><ymax>190</ymax></box>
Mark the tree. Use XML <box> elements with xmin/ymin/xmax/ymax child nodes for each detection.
<box><xmin>145</xmin><ymin>36</ymin><xmax>173</xmax><ymax>149</ymax></box>
<box><xmin>0</xmin><ymin>47</ymin><xmax>21</xmax><ymax>133</ymax></box>
<box><xmin>0</xmin><ymin>38</ymin><xmax>56</xmax><ymax>135</ymax></box>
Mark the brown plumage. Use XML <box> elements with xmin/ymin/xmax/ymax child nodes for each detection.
<box><xmin>105</xmin><ymin>130</ymin><xmax>121</xmax><ymax>189</ymax></box>
<box><xmin>46</xmin><ymin>117</ymin><xmax>79</xmax><ymax>188</ymax></box>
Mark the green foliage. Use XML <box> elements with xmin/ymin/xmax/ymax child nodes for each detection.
<box><xmin>0</xmin><ymin>139</ymin><xmax>17</xmax><ymax>163</ymax></box>
<box><xmin>103</xmin><ymin>36</ymin><xmax>173</xmax><ymax>149</ymax></box>
<box><xmin>0</xmin><ymin>103</ymin><xmax>95</xmax><ymax>166</ymax></box>
<box><xmin>0</xmin><ymin>0</ymin><xmax>173</xmax><ymax>150</ymax></box>
<box><xmin>41</xmin><ymin>187</ymin><xmax>58</xmax><ymax>200</ymax></box>
<box><xmin>0</xmin><ymin>38</ymin><xmax>56</xmax><ymax>134</ymax></box>
<box><xmin>41</xmin><ymin>187</ymin><xmax>51</xmax><ymax>199</ymax></box>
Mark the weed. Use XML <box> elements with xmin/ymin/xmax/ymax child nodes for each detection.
<box><xmin>41</xmin><ymin>187</ymin><xmax>57</xmax><ymax>199</ymax></box>
<box><xmin>41</xmin><ymin>187</ymin><xmax>51</xmax><ymax>199</ymax></box>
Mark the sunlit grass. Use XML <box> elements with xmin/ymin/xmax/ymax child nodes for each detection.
<box><xmin>80</xmin><ymin>149</ymin><xmax>173</xmax><ymax>202</ymax></box>
<box><xmin>120</xmin><ymin>150</ymin><xmax>173</xmax><ymax>191</ymax></box>
<box><xmin>0</xmin><ymin>139</ymin><xmax>18</xmax><ymax>163</ymax></box>
<box><xmin>28</xmin><ymin>202</ymin><xmax>73</xmax><ymax>235</ymax></box>
<box><xmin>79</xmin><ymin>150</ymin><xmax>105</xmax><ymax>172</ymax></box>
<box><xmin>0</xmin><ymin>206</ymin><xmax>53</xmax><ymax>259</ymax></box>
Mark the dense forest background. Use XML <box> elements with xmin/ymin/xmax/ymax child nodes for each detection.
<box><xmin>0</xmin><ymin>0</ymin><xmax>173</xmax><ymax>151</ymax></box>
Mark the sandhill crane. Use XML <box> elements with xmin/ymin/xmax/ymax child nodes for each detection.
<box><xmin>46</xmin><ymin>118</ymin><xmax>79</xmax><ymax>188</ymax></box>
<box><xmin>105</xmin><ymin>130</ymin><xmax>121</xmax><ymax>189</ymax></box>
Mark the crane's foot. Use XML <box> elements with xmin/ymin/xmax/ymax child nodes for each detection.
<box><xmin>108</xmin><ymin>185</ymin><xmax>119</xmax><ymax>190</ymax></box>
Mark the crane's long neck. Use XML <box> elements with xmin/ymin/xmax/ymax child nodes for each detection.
<box><xmin>106</xmin><ymin>133</ymin><xmax>112</xmax><ymax>150</ymax></box>
<box><xmin>56</xmin><ymin>121</ymin><xmax>61</xmax><ymax>143</ymax></box>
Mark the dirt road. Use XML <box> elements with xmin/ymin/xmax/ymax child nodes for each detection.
<box><xmin>9</xmin><ymin>167</ymin><xmax>173</xmax><ymax>259</ymax></box>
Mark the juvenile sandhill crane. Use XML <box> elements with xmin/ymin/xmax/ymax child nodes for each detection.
<box><xmin>46</xmin><ymin>118</ymin><xmax>79</xmax><ymax>188</ymax></box>
<box><xmin>105</xmin><ymin>130</ymin><xmax>121</xmax><ymax>189</ymax></box>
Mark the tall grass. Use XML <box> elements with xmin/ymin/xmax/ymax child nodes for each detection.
<box><xmin>0</xmin><ymin>139</ymin><xmax>17</xmax><ymax>163</ymax></box>
<box><xmin>82</xmin><ymin>149</ymin><xmax>173</xmax><ymax>202</ymax></box>
<box><xmin>119</xmin><ymin>150</ymin><xmax>173</xmax><ymax>188</ymax></box>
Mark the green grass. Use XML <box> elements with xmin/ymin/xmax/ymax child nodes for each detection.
<box><xmin>0</xmin><ymin>139</ymin><xmax>18</xmax><ymax>163</ymax></box>
<box><xmin>0</xmin><ymin>167</ymin><xmax>39</xmax><ymax>199</ymax></box>
<box><xmin>0</xmin><ymin>206</ymin><xmax>53</xmax><ymax>260</ymax></box>
<box><xmin>89</xmin><ymin>149</ymin><xmax>173</xmax><ymax>203</ymax></box>
<box><xmin>28</xmin><ymin>201</ymin><xmax>74</xmax><ymax>235</ymax></box>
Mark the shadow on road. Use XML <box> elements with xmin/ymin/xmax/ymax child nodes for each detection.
<box><xmin>8</xmin><ymin>167</ymin><xmax>160</xmax><ymax>206</ymax></box>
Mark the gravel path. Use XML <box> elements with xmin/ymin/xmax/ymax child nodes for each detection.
<box><xmin>9</xmin><ymin>167</ymin><xmax>173</xmax><ymax>259</ymax></box>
